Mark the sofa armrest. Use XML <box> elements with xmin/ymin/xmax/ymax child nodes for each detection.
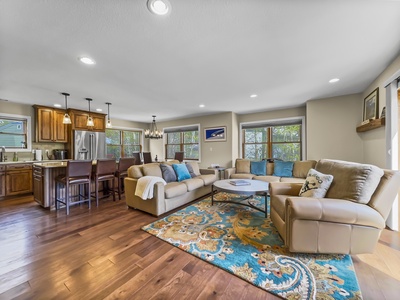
<box><xmin>269</xmin><ymin>182</ymin><xmax>303</xmax><ymax>197</ymax></box>
<box><xmin>200</xmin><ymin>168</ymin><xmax>217</xmax><ymax>175</ymax></box>
<box><xmin>286</xmin><ymin>197</ymin><xmax>385</xmax><ymax>229</ymax></box>
<box><xmin>124</xmin><ymin>177</ymin><xmax>167</xmax><ymax>216</ymax></box>
<box><xmin>225</xmin><ymin>167</ymin><xmax>236</xmax><ymax>179</ymax></box>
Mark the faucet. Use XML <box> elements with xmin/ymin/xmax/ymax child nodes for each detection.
<box><xmin>1</xmin><ymin>146</ymin><xmax>6</xmax><ymax>162</ymax></box>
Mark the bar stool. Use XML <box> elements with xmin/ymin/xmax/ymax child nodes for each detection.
<box><xmin>55</xmin><ymin>160</ymin><xmax>92</xmax><ymax>215</ymax></box>
<box><xmin>92</xmin><ymin>158</ymin><xmax>117</xmax><ymax>206</ymax></box>
<box><xmin>132</xmin><ymin>152</ymin><xmax>141</xmax><ymax>165</ymax></box>
<box><xmin>115</xmin><ymin>157</ymin><xmax>136</xmax><ymax>200</ymax></box>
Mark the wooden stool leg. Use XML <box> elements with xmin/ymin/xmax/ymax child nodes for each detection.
<box><xmin>66</xmin><ymin>182</ymin><xmax>70</xmax><ymax>215</ymax></box>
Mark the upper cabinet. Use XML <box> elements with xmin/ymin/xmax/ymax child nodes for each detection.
<box><xmin>34</xmin><ymin>106</ymin><xmax>68</xmax><ymax>143</ymax></box>
<box><xmin>68</xmin><ymin>109</ymin><xmax>106</xmax><ymax>132</ymax></box>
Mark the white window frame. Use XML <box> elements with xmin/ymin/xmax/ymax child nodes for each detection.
<box><xmin>0</xmin><ymin>112</ymin><xmax>32</xmax><ymax>152</ymax></box>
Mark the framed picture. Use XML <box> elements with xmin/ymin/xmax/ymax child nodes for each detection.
<box><xmin>363</xmin><ymin>87</ymin><xmax>379</xmax><ymax>121</ymax></box>
<box><xmin>204</xmin><ymin>126</ymin><xmax>226</xmax><ymax>142</ymax></box>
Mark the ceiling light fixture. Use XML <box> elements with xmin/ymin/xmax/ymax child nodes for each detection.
<box><xmin>61</xmin><ymin>92</ymin><xmax>72</xmax><ymax>124</ymax></box>
<box><xmin>85</xmin><ymin>98</ymin><xmax>94</xmax><ymax>127</ymax></box>
<box><xmin>329</xmin><ymin>78</ymin><xmax>340</xmax><ymax>83</ymax></box>
<box><xmin>79</xmin><ymin>57</ymin><xmax>96</xmax><ymax>65</ymax></box>
<box><xmin>199</xmin><ymin>104</ymin><xmax>205</xmax><ymax>108</ymax></box>
<box><xmin>147</xmin><ymin>0</ymin><xmax>170</xmax><ymax>15</ymax></box>
<box><xmin>250</xmin><ymin>94</ymin><xmax>258</xmax><ymax>98</ymax></box>
<box><xmin>145</xmin><ymin>115</ymin><xmax>163</xmax><ymax>139</ymax></box>
<box><xmin>105</xmin><ymin>102</ymin><xmax>112</xmax><ymax>128</ymax></box>
<box><xmin>54</xmin><ymin>104</ymin><xmax>62</xmax><ymax>108</ymax></box>
<box><xmin>96</xmin><ymin>108</ymin><xmax>103</xmax><ymax>112</ymax></box>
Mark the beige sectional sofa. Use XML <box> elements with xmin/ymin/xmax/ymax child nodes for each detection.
<box><xmin>124</xmin><ymin>160</ymin><xmax>218</xmax><ymax>216</ymax></box>
<box><xmin>270</xmin><ymin>159</ymin><xmax>400</xmax><ymax>254</ymax></box>
<box><xmin>225</xmin><ymin>159</ymin><xmax>317</xmax><ymax>183</ymax></box>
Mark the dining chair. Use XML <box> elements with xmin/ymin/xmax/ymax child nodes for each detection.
<box><xmin>174</xmin><ymin>151</ymin><xmax>184</xmax><ymax>162</ymax></box>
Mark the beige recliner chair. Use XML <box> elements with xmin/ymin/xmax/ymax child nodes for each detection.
<box><xmin>270</xmin><ymin>159</ymin><xmax>400</xmax><ymax>254</ymax></box>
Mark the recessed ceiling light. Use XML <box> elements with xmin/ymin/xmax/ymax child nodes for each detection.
<box><xmin>79</xmin><ymin>56</ymin><xmax>96</xmax><ymax>65</ymax></box>
<box><xmin>147</xmin><ymin>0</ymin><xmax>170</xmax><ymax>15</ymax></box>
<box><xmin>96</xmin><ymin>108</ymin><xmax>103</xmax><ymax>112</ymax></box>
<box><xmin>329</xmin><ymin>78</ymin><xmax>340</xmax><ymax>83</ymax></box>
<box><xmin>54</xmin><ymin>104</ymin><xmax>62</xmax><ymax>108</ymax></box>
<box><xmin>199</xmin><ymin>104</ymin><xmax>205</xmax><ymax>108</ymax></box>
<box><xmin>250</xmin><ymin>94</ymin><xmax>258</xmax><ymax>98</ymax></box>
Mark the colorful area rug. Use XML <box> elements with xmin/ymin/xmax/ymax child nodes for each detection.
<box><xmin>142</xmin><ymin>193</ymin><xmax>362</xmax><ymax>300</ymax></box>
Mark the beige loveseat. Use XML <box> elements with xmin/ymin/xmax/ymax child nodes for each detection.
<box><xmin>270</xmin><ymin>159</ymin><xmax>400</xmax><ymax>254</ymax></box>
<box><xmin>225</xmin><ymin>159</ymin><xmax>317</xmax><ymax>183</ymax></box>
<box><xmin>124</xmin><ymin>161</ymin><xmax>218</xmax><ymax>216</ymax></box>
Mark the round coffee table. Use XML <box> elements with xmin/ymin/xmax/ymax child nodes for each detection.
<box><xmin>211</xmin><ymin>179</ymin><xmax>269</xmax><ymax>217</ymax></box>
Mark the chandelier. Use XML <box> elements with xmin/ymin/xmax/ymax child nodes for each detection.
<box><xmin>145</xmin><ymin>115</ymin><xmax>163</xmax><ymax>139</ymax></box>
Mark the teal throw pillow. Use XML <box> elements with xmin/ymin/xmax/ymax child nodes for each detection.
<box><xmin>172</xmin><ymin>163</ymin><xmax>191</xmax><ymax>182</ymax></box>
<box><xmin>273</xmin><ymin>161</ymin><xmax>294</xmax><ymax>177</ymax></box>
<box><xmin>250</xmin><ymin>161</ymin><xmax>266</xmax><ymax>176</ymax></box>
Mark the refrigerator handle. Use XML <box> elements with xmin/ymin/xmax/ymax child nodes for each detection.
<box><xmin>90</xmin><ymin>134</ymin><xmax>94</xmax><ymax>160</ymax></box>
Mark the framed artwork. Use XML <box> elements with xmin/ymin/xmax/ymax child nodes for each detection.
<box><xmin>204</xmin><ymin>126</ymin><xmax>226</xmax><ymax>142</ymax></box>
<box><xmin>363</xmin><ymin>87</ymin><xmax>379</xmax><ymax>121</ymax></box>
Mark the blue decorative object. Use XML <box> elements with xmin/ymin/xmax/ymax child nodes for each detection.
<box><xmin>172</xmin><ymin>163</ymin><xmax>191</xmax><ymax>181</ymax></box>
<box><xmin>250</xmin><ymin>161</ymin><xmax>266</xmax><ymax>176</ymax></box>
<box><xmin>273</xmin><ymin>161</ymin><xmax>294</xmax><ymax>177</ymax></box>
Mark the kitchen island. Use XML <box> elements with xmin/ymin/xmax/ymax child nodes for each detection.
<box><xmin>33</xmin><ymin>161</ymin><xmax>68</xmax><ymax>208</ymax></box>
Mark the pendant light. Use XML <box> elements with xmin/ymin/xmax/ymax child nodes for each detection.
<box><xmin>105</xmin><ymin>102</ymin><xmax>112</xmax><ymax>128</ymax></box>
<box><xmin>61</xmin><ymin>92</ymin><xmax>72</xmax><ymax>124</ymax></box>
<box><xmin>145</xmin><ymin>115</ymin><xmax>163</xmax><ymax>139</ymax></box>
<box><xmin>85</xmin><ymin>98</ymin><xmax>94</xmax><ymax>127</ymax></box>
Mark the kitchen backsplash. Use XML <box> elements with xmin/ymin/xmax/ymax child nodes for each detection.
<box><xmin>8</xmin><ymin>143</ymin><xmax>67</xmax><ymax>161</ymax></box>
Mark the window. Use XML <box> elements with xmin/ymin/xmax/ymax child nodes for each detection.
<box><xmin>106</xmin><ymin>128</ymin><xmax>142</xmax><ymax>159</ymax></box>
<box><xmin>242</xmin><ymin>120</ymin><xmax>302</xmax><ymax>161</ymax></box>
<box><xmin>164</xmin><ymin>125</ymin><xmax>200</xmax><ymax>160</ymax></box>
<box><xmin>0</xmin><ymin>114</ymin><xmax>31</xmax><ymax>150</ymax></box>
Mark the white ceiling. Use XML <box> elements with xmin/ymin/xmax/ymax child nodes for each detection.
<box><xmin>1</xmin><ymin>0</ymin><xmax>400</xmax><ymax>123</ymax></box>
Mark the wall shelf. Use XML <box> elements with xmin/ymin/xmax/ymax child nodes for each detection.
<box><xmin>356</xmin><ymin>118</ymin><xmax>385</xmax><ymax>132</ymax></box>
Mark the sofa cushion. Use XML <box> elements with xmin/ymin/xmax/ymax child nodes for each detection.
<box><xmin>315</xmin><ymin>159</ymin><xmax>384</xmax><ymax>204</ymax></box>
<box><xmin>128</xmin><ymin>165</ymin><xmax>143</xmax><ymax>179</ymax></box>
<box><xmin>250</xmin><ymin>161</ymin><xmax>266</xmax><ymax>176</ymax></box>
<box><xmin>231</xmin><ymin>173</ymin><xmax>255</xmax><ymax>180</ymax></box>
<box><xmin>253</xmin><ymin>175</ymin><xmax>280</xmax><ymax>183</ymax></box>
<box><xmin>172</xmin><ymin>163</ymin><xmax>191</xmax><ymax>182</ymax></box>
<box><xmin>185</xmin><ymin>162</ymin><xmax>201</xmax><ymax>177</ymax></box>
<box><xmin>197</xmin><ymin>174</ymin><xmax>217</xmax><ymax>185</ymax></box>
<box><xmin>183</xmin><ymin>178</ymin><xmax>204</xmax><ymax>191</ymax></box>
<box><xmin>273</xmin><ymin>161</ymin><xmax>294</xmax><ymax>177</ymax></box>
<box><xmin>164</xmin><ymin>182</ymin><xmax>188</xmax><ymax>198</ymax></box>
<box><xmin>299</xmin><ymin>168</ymin><xmax>334</xmax><ymax>198</ymax></box>
<box><xmin>280</xmin><ymin>177</ymin><xmax>306</xmax><ymax>183</ymax></box>
<box><xmin>293</xmin><ymin>160</ymin><xmax>317</xmax><ymax>178</ymax></box>
<box><xmin>271</xmin><ymin>195</ymin><xmax>287</xmax><ymax>220</ymax></box>
<box><xmin>266</xmin><ymin>162</ymin><xmax>274</xmax><ymax>175</ymax></box>
<box><xmin>142</xmin><ymin>164</ymin><xmax>162</xmax><ymax>178</ymax></box>
<box><xmin>160</xmin><ymin>163</ymin><xmax>177</xmax><ymax>183</ymax></box>
<box><xmin>236</xmin><ymin>159</ymin><xmax>251</xmax><ymax>174</ymax></box>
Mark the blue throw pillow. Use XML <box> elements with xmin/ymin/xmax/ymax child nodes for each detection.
<box><xmin>250</xmin><ymin>161</ymin><xmax>266</xmax><ymax>176</ymax></box>
<box><xmin>172</xmin><ymin>163</ymin><xmax>191</xmax><ymax>182</ymax></box>
<box><xmin>273</xmin><ymin>161</ymin><xmax>294</xmax><ymax>177</ymax></box>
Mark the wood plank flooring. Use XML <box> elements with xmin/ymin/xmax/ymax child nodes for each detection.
<box><xmin>0</xmin><ymin>195</ymin><xmax>399</xmax><ymax>299</ymax></box>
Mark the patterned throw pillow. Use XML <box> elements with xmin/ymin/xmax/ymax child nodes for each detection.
<box><xmin>172</xmin><ymin>163</ymin><xmax>191</xmax><ymax>182</ymax></box>
<box><xmin>273</xmin><ymin>161</ymin><xmax>294</xmax><ymax>177</ymax></box>
<box><xmin>160</xmin><ymin>163</ymin><xmax>177</xmax><ymax>183</ymax></box>
<box><xmin>299</xmin><ymin>168</ymin><xmax>334</xmax><ymax>198</ymax></box>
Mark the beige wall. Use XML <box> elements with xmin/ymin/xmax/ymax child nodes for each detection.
<box><xmin>151</xmin><ymin>112</ymin><xmax>235</xmax><ymax>169</ymax></box>
<box><xmin>361</xmin><ymin>53</ymin><xmax>400</xmax><ymax>168</ymax></box>
<box><xmin>306</xmin><ymin>94</ymin><xmax>364</xmax><ymax>162</ymax></box>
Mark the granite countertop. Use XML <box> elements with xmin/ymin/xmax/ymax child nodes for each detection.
<box><xmin>33</xmin><ymin>161</ymin><xmax>68</xmax><ymax>168</ymax></box>
<box><xmin>0</xmin><ymin>160</ymin><xmax>69</xmax><ymax>166</ymax></box>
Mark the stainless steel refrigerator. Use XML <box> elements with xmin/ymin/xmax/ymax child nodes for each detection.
<box><xmin>74</xmin><ymin>130</ymin><xmax>106</xmax><ymax>160</ymax></box>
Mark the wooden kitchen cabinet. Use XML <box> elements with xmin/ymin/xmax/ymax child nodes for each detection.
<box><xmin>0</xmin><ymin>165</ymin><xmax>5</xmax><ymax>198</ymax></box>
<box><xmin>68</xmin><ymin>109</ymin><xmax>106</xmax><ymax>132</ymax></box>
<box><xmin>6</xmin><ymin>164</ymin><xmax>33</xmax><ymax>196</ymax></box>
<box><xmin>35</xmin><ymin>106</ymin><xmax>68</xmax><ymax>142</ymax></box>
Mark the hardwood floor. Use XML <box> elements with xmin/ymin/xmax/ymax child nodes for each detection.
<box><xmin>0</xmin><ymin>195</ymin><xmax>399</xmax><ymax>300</ymax></box>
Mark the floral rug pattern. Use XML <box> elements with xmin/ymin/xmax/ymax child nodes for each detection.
<box><xmin>142</xmin><ymin>193</ymin><xmax>362</xmax><ymax>300</ymax></box>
